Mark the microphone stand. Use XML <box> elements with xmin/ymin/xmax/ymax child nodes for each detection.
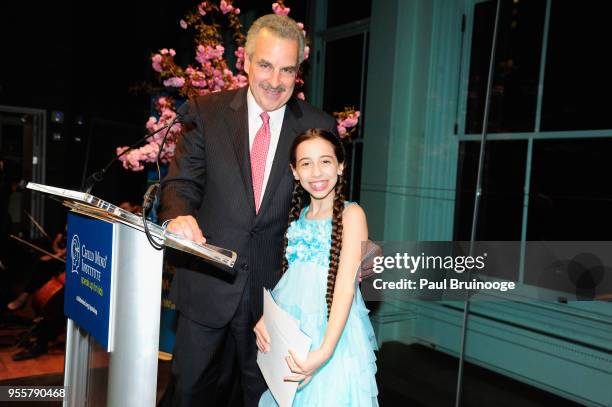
<box><xmin>82</xmin><ymin>122</ymin><xmax>173</xmax><ymax>194</ymax></box>
<box><xmin>81</xmin><ymin>107</ymin><xmax>184</xmax><ymax>251</ymax></box>
<box><xmin>455</xmin><ymin>0</ymin><xmax>501</xmax><ymax>406</ymax></box>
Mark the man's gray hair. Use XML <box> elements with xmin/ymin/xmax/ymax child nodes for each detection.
<box><xmin>245</xmin><ymin>14</ymin><xmax>305</xmax><ymax>64</ymax></box>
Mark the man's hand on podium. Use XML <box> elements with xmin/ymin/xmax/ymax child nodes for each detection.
<box><xmin>166</xmin><ymin>215</ymin><xmax>206</xmax><ymax>244</ymax></box>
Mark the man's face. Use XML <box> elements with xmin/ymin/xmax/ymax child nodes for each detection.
<box><xmin>244</xmin><ymin>28</ymin><xmax>299</xmax><ymax>112</ymax></box>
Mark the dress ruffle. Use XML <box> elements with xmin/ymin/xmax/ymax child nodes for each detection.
<box><xmin>284</xmin><ymin>216</ymin><xmax>331</xmax><ymax>268</ymax></box>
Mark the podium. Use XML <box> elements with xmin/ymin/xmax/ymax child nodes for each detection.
<box><xmin>26</xmin><ymin>183</ymin><xmax>236</xmax><ymax>407</ymax></box>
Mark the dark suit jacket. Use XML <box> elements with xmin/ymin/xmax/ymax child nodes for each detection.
<box><xmin>158</xmin><ymin>87</ymin><xmax>336</xmax><ymax>327</ymax></box>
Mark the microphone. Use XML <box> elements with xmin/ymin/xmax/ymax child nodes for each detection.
<box><xmin>82</xmin><ymin>110</ymin><xmax>185</xmax><ymax>194</ymax></box>
<box><xmin>142</xmin><ymin>183</ymin><xmax>159</xmax><ymax>212</ymax></box>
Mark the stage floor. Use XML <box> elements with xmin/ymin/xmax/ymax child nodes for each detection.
<box><xmin>0</xmin><ymin>301</ymin><xmax>583</xmax><ymax>407</ymax></box>
<box><xmin>0</xmin><ymin>297</ymin><xmax>65</xmax><ymax>381</ymax></box>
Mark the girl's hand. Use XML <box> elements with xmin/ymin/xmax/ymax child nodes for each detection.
<box><xmin>253</xmin><ymin>317</ymin><xmax>270</xmax><ymax>353</ymax></box>
<box><xmin>284</xmin><ymin>348</ymin><xmax>330</xmax><ymax>388</ymax></box>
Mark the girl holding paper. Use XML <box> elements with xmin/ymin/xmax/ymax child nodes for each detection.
<box><xmin>255</xmin><ymin>129</ymin><xmax>378</xmax><ymax>406</ymax></box>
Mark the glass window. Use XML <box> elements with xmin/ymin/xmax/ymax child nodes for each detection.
<box><xmin>322</xmin><ymin>34</ymin><xmax>365</xmax><ymax>116</ymax></box>
<box><xmin>465</xmin><ymin>0</ymin><xmax>546</xmax><ymax>134</ymax></box>
<box><xmin>454</xmin><ymin>140</ymin><xmax>526</xmax><ymax>241</ymax></box>
<box><xmin>454</xmin><ymin>140</ymin><xmax>527</xmax><ymax>281</ymax></box>
<box><xmin>460</xmin><ymin>0</ymin><xmax>612</xmax><ymax>243</ymax></box>
<box><xmin>319</xmin><ymin>2</ymin><xmax>370</xmax><ymax>201</ymax></box>
<box><xmin>541</xmin><ymin>2</ymin><xmax>612</xmax><ymax>131</ymax></box>
<box><xmin>327</xmin><ymin>0</ymin><xmax>371</xmax><ymax>27</ymax></box>
<box><xmin>322</xmin><ymin>33</ymin><xmax>367</xmax><ymax>201</ymax></box>
<box><xmin>458</xmin><ymin>0</ymin><xmax>612</xmax><ymax>290</ymax></box>
<box><xmin>527</xmin><ymin>138</ymin><xmax>612</xmax><ymax>241</ymax></box>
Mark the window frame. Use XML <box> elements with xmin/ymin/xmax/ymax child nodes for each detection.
<box><xmin>309</xmin><ymin>0</ymin><xmax>370</xmax><ymax>200</ymax></box>
<box><xmin>456</xmin><ymin>0</ymin><xmax>612</xmax><ymax>287</ymax></box>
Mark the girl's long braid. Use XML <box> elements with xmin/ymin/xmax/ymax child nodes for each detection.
<box><xmin>325</xmin><ymin>174</ymin><xmax>346</xmax><ymax>318</ymax></box>
<box><xmin>281</xmin><ymin>180</ymin><xmax>307</xmax><ymax>274</ymax></box>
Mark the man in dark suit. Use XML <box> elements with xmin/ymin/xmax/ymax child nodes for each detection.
<box><xmin>158</xmin><ymin>14</ymin><xmax>337</xmax><ymax>407</ymax></box>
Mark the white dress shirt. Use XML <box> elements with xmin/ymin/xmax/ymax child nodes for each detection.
<box><xmin>246</xmin><ymin>88</ymin><xmax>286</xmax><ymax>206</ymax></box>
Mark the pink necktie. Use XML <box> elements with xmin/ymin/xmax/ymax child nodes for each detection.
<box><xmin>251</xmin><ymin>112</ymin><xmax>270</xmax><ymax>214</ymax></box>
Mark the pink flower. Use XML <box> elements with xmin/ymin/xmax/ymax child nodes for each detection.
<box><xmin>157</xmin><ymin>96</ymin><xmax>169</xmax><ymax>107</ymax></box>
<box><xmin>196</xmin><ymin>46</ymin><xmax>208</xmax><ymax>65</ymax></box>
<box><xmin>146</xmin><ymin>116</ymin><xmax>158</xmax><ymax>131</ymax></box>
<box><xmin>187</xmin><ymin>67</ymin><xmax>208</xmax><ymax>88</ymax></box>
<box><xmin>191</xmin><ymin>71</ymin><xmax>207</xmax><ymax>87</ymax></box>
<box><xmin>234</xmin><ymin>74</ymin><xmax>248</xmax><ymax>88</ymax></box>
<box><xmin>297</xmin><ymin>22</ymin><xmax>306</xmax><ymax>37</ymax></box>
<box><xmin>169</xmin><ymin>49</ymin><xmax>176</xmax><ymax>57</ymax></box>
<box><xmin>341</xmin><ymin>117</ymin><xmax>358</xmax><ymax>128</ymax></box>
<box><xmin>198</xmin><ymin>2</ymin><xmax>207</xmax><ymax>15</ymax></box>
<box><xmin>338</xmin><ymin>111</ymin><xmax>360</xmax><ymax>129</ymax></box>
<box><xmin>196</xmin><ymin>44</ymin><xmax>225</xmax><ymax>65</ymax></box>
<box><xmin>214</xmin><ymin>45</ymin><xmax>225</xmax><ymax>58</ymax></box>
<box><xmin>119</xmin><ymin>102</ymin><xmax>182</xmax><ymax>169</ymax></box>
<box><xmin>233</xmin><ymin>8</ymin><xmax>240</xmax><ymax>14</ymax></box>
<box><xmin>272</xmin><ymin>2</ymin><xmax>290</xmax><ymax>16</ymax></box>
<box><xmin>220</xmin><ymin>0</ymin><xmax>233</xmax><ymax>14</ymax></box>
<box><xmin>161</xmin><ymin>108</ymin><xmax>177</xmax><ymax>122</ymax></box>
<box><xmin>161</xmin><ymin>48</ymin><xmax>169</xmax><ymax>55</ymax></box>
<box><xmin>296</xmin><ymin>92</ymin><xmax>305</xmax><ymax>100</ymax></box>
<box><xmin>180</xmin><ymin>19</ymin><xmax>188</xmax><ymax>29</ymax></box>
<box><xmin>215</xmin><ymin>77</ymin><xmax>225</xmax><ymax>89</ymax></box>
<box><xmin>151</xmin><ymin>54</ymin><xmax>163</xmax><ymax>73</ymax></box>
<box><xmin>235</xmin><ymin>46</ymin><xmax>245</xmax><ymax>70</ymax></box>
<box><xmin>169</xmin><ymin>123</ymin><xmax>182</xmax><ymax>134</ymax></box>
<box><xmin>163</xmin><ymin>77</ymin><xmax>186</xmax><ymax>87</ymax></box>
<box><xmin>119</xmin><ymin>149</ymin><xmax>145</xmax><ymax>171</ymax></box>
<box><xmin>345</xmin><ymin>111</ymin><xmax>361</xmax><ymax>128</ymax></box>
<box><xmin>335</xmin><ymin>111</ymin><xmax>360</xmax><ymax>136</ymax></box>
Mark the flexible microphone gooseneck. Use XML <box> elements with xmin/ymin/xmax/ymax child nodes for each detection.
<box><xmin>82</xmin><ymin>118</ymin><xmax>177</xmax><ymax>194</ymax></box>
<box><xmin>80</xmin><ymin>108</ymin><xmax>185</xmax><ymax>250</ymax></box>
<box><xmin>140</xmin><ymin>113</ymin><xmax>182</xmax><ymax>250</ymax></box>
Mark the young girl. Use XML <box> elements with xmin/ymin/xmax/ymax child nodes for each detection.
<box><xmin>255</xmin><ymin>129</ymin><xmax>378</xmax><ymax>406</ymax></box>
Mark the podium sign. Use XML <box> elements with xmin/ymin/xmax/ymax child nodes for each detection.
<box><xmin>26</xmin><ymin>182</ymin><xmax>237</xmax><ymax>406</ymax></box>
<box><xmin>65</xmin><ymin>212</ymin><xmax>115</xmax><ymax>351</ymax></box>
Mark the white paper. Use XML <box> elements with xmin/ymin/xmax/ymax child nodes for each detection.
<box><xmin>257</xmin><ymin>289</ymin><xmax>312</xmax><ymax>407</ymax></box>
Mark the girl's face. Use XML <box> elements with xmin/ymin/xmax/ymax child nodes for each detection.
<box><xmin>291</xmin><ymin>137</ymin><xmax>344</xmax><ymax>201</ymax></box>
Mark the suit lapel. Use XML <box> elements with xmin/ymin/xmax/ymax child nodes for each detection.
<box><xmin>223</xmin><ymin>87</ymin><xmax>256</xmax><ymax>214</ymax></box>
<box><xmin>256</xmin><ymin>98</ymin><xmax>303</xmax><ymax>221</ymax></box>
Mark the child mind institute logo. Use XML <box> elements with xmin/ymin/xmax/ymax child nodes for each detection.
<box><xmin>71</xmin><ymin>234</ymin><xmax>81</xmax><ymax>274</ymax></box>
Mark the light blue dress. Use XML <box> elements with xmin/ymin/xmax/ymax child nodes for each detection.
<box><xmin>259</xmin><ymin>203</ymin><xmax>379</xmax><ymax>406</ymax></box>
